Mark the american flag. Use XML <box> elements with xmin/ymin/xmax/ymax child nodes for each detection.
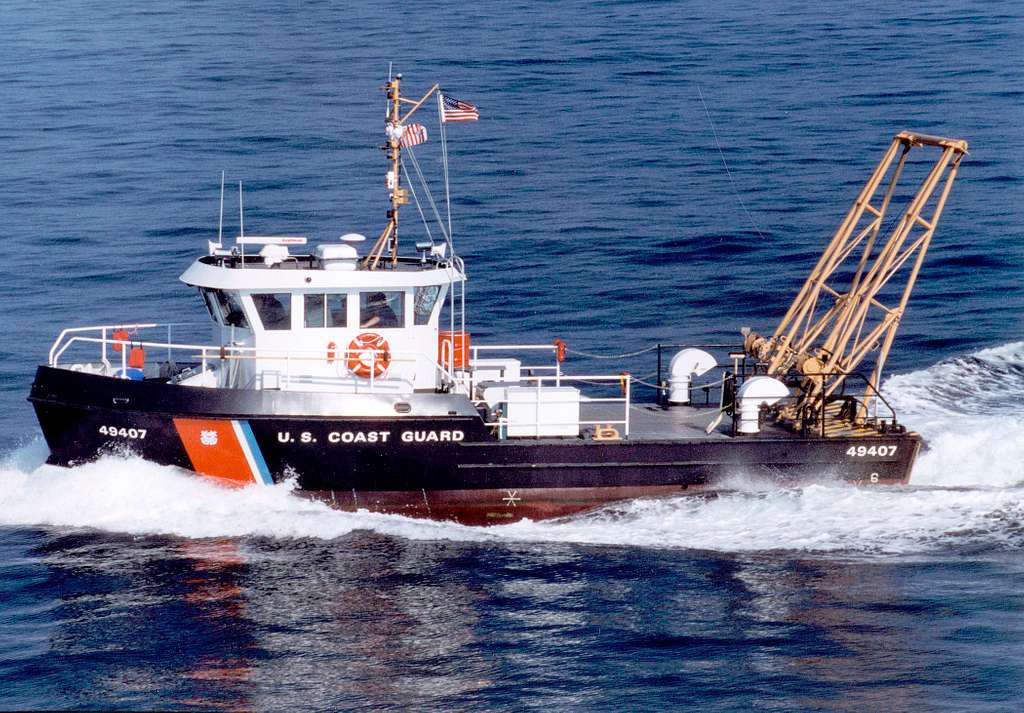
<box><xmin>399</xmin><ymin>123</ymin><xmax>428</xmax><ymax>148</ymax></box>
<box><xmin>441</xmin><ymin>95</ymin><xmax>479</xmax><ymax>123</ymax></box>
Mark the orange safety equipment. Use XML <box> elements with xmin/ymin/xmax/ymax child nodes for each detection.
<box><xmin>128</xmin><ymin>345</ymin><xmax>146</xmax><ymax>369</ymax></box>
<box><xmin>347</xmin><ymin>333</ymin><xmax>391</xmax><ymax>378</ymax></box>
<box><xmin>553</xmin><ymin>338</ymin><xmax>566</xmax><ymax>363</ymax></box>
<box><xmin>111</xmin><ymin>329</ymin><xmax>130</xmax><ymax>352</ymax></box>
<box><xmin>438</xmin><ymin>331</ymin><xmax>470</xmax><ymax>370</ymax></box>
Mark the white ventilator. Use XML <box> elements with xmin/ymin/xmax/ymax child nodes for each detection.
<box><xmin>735</xmin><ymin>376</ymin><xmax>790</xmax><ymax>434</ymax></box>
<box><xmin>259</xmin><ymin>244</ymin><xmax>289</xmax><ymax>267</ymax></box>
<box><xmin>668</xmin><ymin>348</ymin><xmax>717</xmax><ymax>404</ymax></box>
<box><xmin>316</xmin><ymin>243</ymin><xmax>359</xmax><ymax>271</ymax></box>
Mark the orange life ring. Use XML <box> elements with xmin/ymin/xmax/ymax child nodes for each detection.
<box><xmin>112</xmin><ymin>328</ymin><xmax>130</xmax><ymax>352</ymax></box>
<box><xmin>347</xmin><ymin>332</ymin><xmax>390</xmax><ymax>378</ymax></box>
<box><xmin>327</xmin><ymin>341</ymin><xmax>337</xmax><ymax>363</ymax></box>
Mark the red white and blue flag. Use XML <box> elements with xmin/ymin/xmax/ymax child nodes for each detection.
<box><xmin>441</xmin><ymin>95</ymin><xmax>479</xmax><ymax>123</ymax></box>
<box><xmin>399</xmin><ymin>123</ymin><xmax>428</xmax><ymax>148</ymax></box>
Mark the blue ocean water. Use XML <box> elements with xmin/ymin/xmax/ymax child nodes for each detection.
<box><xmin>1</xmin><ymin>1</ymin><xmax>1023</xmax><ymax>710</ymax></box>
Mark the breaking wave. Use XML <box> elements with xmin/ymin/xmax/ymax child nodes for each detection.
<box><xmin>884</xmin><ymin>340</ymin><xmax>1024</xmax><ymax>489</ymax></box>
<box><xmin>1</xmin><ymin>342</ymin><xmax>1021</xmax><ymax>554</ymax></box>
<box><xmin>0</xmin><ymin>449</ymin><xmax>482</xmax><ymax>543</ymax></box>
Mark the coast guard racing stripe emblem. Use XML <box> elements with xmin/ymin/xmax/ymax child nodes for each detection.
<box><xmin>173</xmin><ymin>418</ymin><xmax>273</xmax><ymax>486</ymax></box>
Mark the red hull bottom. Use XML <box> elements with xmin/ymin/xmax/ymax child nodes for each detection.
<box><xmin>299</xmin><ymin>477</ymin><xmax>909</xmax><ymax>526</ymax></box>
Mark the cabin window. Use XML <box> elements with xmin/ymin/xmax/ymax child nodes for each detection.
<box><xmin>214</xmin><ymin>290</ymin><xmax>249</xmax><ymax>328</ymax></box>
<box><xmin>305</xmin><ymin>293</ymin><xmax>347</xmax><ymax>328</ymax></box>
<box><xmin>359</xmin><ymin>291</ymin><xmax>404</xmax><ymax>329</ymax></box>
<box><xmin>252</xmin><ymin>292</ymin><xmax>292</xmax><ymax>331</ymax></box>
<box><xmin>414</xmin><ymin>285</ymin><xmax>441</xmax><ymax>326</ymax></box>
<box><xmin>199</xmin><ymin>288</ymin><xmax>220</xmax><ymax>324</ymax></box>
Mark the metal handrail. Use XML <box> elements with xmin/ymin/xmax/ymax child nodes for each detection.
<box><xmin>467</xmin><ymin>343</ymin><xmax>563</xmax><ymax>387</ymax></box>
<box><xmin>49</xmin><ymin>327</ymin><xmax>632</xmax><ymax>433</ymax></box>
<box><xmin>478</xmin><ymin>373</ymin><xmax>631</xmax><ymax>438</ymax></box>
<box><xmin>48</xmin><ymin>322</ymin><xmax>211</xmax><ymax>366</ymax></box>
<box><xmin>50</xmin><ymin>334</ymin><xmax>460</xmax><ymax>391</ymax></box>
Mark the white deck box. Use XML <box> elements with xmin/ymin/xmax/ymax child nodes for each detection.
<box><xmin>471</xmin><ymin>357</ymin><xmax>522</xmax><ymax>384</ymax></box>
<box><xmin>505</xmin><ymin>386</ymin><xmax>581</xmax><ymax>438</ymax></box>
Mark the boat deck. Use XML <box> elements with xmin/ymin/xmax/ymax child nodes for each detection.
<box><xmin>581</xmin><ymin>401</ymin><xmax>743</xmax><ymax>441</ymax></box>
<box><xmin>583</xmin><ymin>400</ymin><xmax>881</xmax><ymax>442</ymax></box>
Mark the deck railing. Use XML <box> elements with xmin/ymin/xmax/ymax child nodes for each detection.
<box><xmin>46</xmin><ymin>324</ymin><xmax>632</xmax><ymax>438</ymax></box>
<box><xmin>481</xmin><ymin>373</ymin><xmax>631</xmax><ymax>439</ymax></box>
<box><xmin>461</xmin><ymin>343</ymin><xmax>629</xmax><ymax>438</ymax></box>
<box><xmin>48</xmin><ymin>323</ymin><xmax>460</xmax><ymax>393</ymax></box>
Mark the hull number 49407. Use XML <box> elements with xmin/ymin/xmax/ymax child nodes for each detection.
<box><xmin>99</xmin><ymin>426</ymin><xmax>147</xmax><ymax>439</ymax></box>
<box><xmin>847</xmin><ymin>445</ymin><xmax>897</xmax><ymax>457</ymax></box>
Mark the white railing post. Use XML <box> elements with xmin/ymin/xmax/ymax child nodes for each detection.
<box><xmin>535</xmin><ymin>376</ymin><xmax>542</xmax><ymax>437</ymax></box>
<box><xmin>625</xmin><ymin>376</ymin><xmax>631</xmax><ymax>438</ymax></box>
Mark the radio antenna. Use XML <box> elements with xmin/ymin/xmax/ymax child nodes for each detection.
<box><xmin>238</xmin><ymin>180</ymin><xmax>245</xmax><ymax>267</ymax></box>
<box><xmin>218</xmin><ymin>171</ymin><xmax>225</xmax><ymax>246</ymax></box>
<box><xmin>208</xmin><ymin>171</ymin><xmax>227</xmax><ymax>255</ymax></box>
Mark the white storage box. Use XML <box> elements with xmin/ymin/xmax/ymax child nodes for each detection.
<box><xmin>471</xmin><ymin>357</ymin><xmax>521</xmax><ymax>384</ymax></box>
<box><xmin>505</xmin><ymin>386</ymin><xmax>580</xmax><ymax>437</ymax></box>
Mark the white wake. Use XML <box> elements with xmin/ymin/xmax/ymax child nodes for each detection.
<box><xmin>884</xmin><ymin>340</ymin><xmax>1024</xmax><ymax>488</ymax></box>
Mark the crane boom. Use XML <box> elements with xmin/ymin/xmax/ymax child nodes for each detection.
<box><xmin>745</xmin><ymin>131</ymin><xmax>967</xmax><ymax>424</ymax></box>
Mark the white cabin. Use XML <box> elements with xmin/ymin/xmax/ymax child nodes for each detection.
<box><xmin>179</xmin><ymin>236</ymin><xmax>466</xmax><ymax>394</ymax></box>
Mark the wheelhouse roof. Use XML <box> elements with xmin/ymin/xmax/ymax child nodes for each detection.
<box><xmin>180</xmin><ymin>255</ymin><xmax>466</xmax><ymax>291</ymax></box>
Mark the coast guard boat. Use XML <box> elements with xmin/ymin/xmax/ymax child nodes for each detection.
<box><xmin>29</xmin><ymin>75</ymin><xmax>968</xmax><ymax>524</ymax></box>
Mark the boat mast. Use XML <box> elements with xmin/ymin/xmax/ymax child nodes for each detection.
<box><xmin>364</xmin><ymin>73</ymin><xmax>439</xmax><ymax>270</ymax></box>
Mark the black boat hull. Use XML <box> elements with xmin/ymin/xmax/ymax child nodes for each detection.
<box><xmin>29</xmin><ymin>366</ymin><xmax>920</xmax><ymax>525</ymax></box>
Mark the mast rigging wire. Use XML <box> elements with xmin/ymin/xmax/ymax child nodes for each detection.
<box><xmin>403</xmin><ymin>146</ymin><xmax>451</xmax><ymax>245</ymax></box>
<box><xmin>399</xmin><ymin>154</ymin><xmax>435</xmax><ymax>245</ymax></box>
<box><xmin>696</xmin><ymin>86</ymin><xmax>767</xmax><ymax>241</ymax></box>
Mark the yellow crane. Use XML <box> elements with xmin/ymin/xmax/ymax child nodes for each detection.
<box><xmin>744</xmin><ymin>131</ymin><xmax>968</xmax><ymax>428</ymax></box>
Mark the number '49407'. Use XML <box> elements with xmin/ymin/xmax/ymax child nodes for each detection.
<box><xmin>99</xmin><ymin>425</ymin><xmax>147</xmax><ymax>440</ymax></box>
<box><xmin>846</xmin><ymin>444</ymin><xmax>896</xmax><ymax>457</ymax></box>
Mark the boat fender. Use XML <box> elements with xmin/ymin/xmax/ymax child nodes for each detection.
<box><xmin>553</xmin><ymin>338</ymin><xmax>566</xmax><ymax>363</ymax></box>
<box><xmin>111</xmin><ymin>328</ymin><xmax>130</xmax><ymax>352</ymax></box>
<box><xmin>735</xmin><ymin>376</ymin><xmax>789</xmax><ymax>434</ymax></box>
<box><xmin>668</xmin><ymin>348</ymin><xmax>716</xmax><ymax>405</ymax></box>
<box><xmin>128</xmin><ymin>345</ymin><xmax>146</xmax><ymax>369</ymax></box>
<box><xmin>347</xmin><ymin>332</ymin><xmax>391</xmax><ymax>378</ymax></box>
<box><xmin>327</xmin><ymin>341</ymin><xmax>337</xmax><ymax>363</ymax></box>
